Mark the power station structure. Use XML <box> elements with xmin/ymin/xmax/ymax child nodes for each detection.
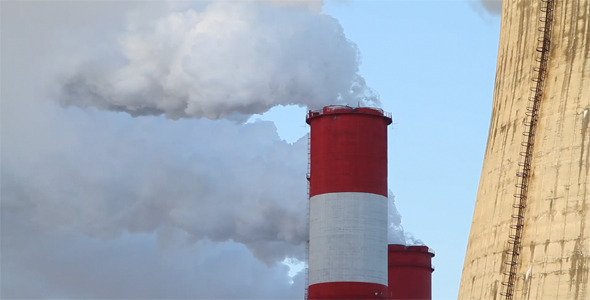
<box><xmin>459</xmin><ymin>0</ymin><xmax>590</xmax><ymax>299</ymax></box>
<box><xmin>305</xmin><ymin>105</ymin><xmax>434</xmax><ymax>300</ymax></box>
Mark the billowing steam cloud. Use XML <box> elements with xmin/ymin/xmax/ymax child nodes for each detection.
<box><xmin>60</xmin><ymin>1</ymin><xmax>378</xmax><ymax>121</ymax></box>
<box><xmin>2</xmin><ymin>1</ymin><xmax>415</xmax><ymax>298</ymax></box>
<box><xmin>2</xmin><ymin>115</ymin><xmax>309</xmax><ymax>264</ymax></box>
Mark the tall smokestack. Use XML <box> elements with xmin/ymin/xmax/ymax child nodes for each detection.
<box><xmin>306</xmin><ymin>105</ymin><xmax>392</xmax><ymax>300</ymax></box>
<box><xmin>459</xmin><ymin>1</ymin><xmax>590</xmax><ymax>299</ymax></box>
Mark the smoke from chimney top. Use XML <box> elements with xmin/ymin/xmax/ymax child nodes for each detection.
<box><xmin>59</xmin><ymin>1</ymin><xmax>379</xmax><ymax>122</ymax></box>
<box><xmin>2</xmin><ymin>2</ymin><xmax>422</xmax><ymax>297</ymax></box>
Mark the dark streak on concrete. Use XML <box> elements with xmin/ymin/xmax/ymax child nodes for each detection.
<box><xmin>569</xmin><ymin>237</ymin><xmax>589</xmax><ymax>299</ymax></box>
<box><xmin>580</xmin><ymin>108</ymin><xmax>590</xmax><ymax>179</ymax></box>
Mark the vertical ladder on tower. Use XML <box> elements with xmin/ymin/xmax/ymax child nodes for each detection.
<box><xmin>500</xmin><ymin>0</ymin><xmax>555</xmax><ymax>299</ymax></box>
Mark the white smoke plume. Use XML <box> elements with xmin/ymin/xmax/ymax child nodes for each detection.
<box><xmin>1</xmin><ymin>1</ymin><xmax>410</xmax><ymax>298</ymax></box>
<box><xmin>2</xmin><ymin>115</ymin><xmax>309</xmax><ymax>263</ymax></box>
<box><xmin>388</xmin><ymin>193</ymin><xmax>423</xmax><ymax>246</ymax></box>
<box><xmin>59</xmin><ymin>0</ymin><xmax>379</xmax><ymax>121</ymax></box>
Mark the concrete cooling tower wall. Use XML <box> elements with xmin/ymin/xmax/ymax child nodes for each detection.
<box><xmin>459</xmin><ymin>0</ymin><xmax>590</xmax><ymax>299</ymax></box>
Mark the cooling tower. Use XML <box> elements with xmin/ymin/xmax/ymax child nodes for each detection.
<box><xmin>387</xmin><ymin>244</ymin><xmax>435</xmax><ymax>300</ymax></box>
<box><xmin>459</xmin><ymin>0</ymin><xmax>590</xmax><ymax>299</ymax></box>
<box><xmin>306</xmin><ymin>106</ymin><xmax>392</xmax><ymax>300</ymax></box>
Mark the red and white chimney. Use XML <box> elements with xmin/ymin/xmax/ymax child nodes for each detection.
<box><xmin>306</xmin><ymin>105</ymin><xmax>392</xmax><ymax>300</ymax></box>
<box><xmin>387</xmin><ymin>244</ymin><xmax>435</xmax><ymax>300</ymax></box>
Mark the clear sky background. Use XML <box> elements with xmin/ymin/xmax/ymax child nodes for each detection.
<box><xmin>2</xmin><ymin>1</ymin><xmax>501</xmax><ymax>299</ymax></box>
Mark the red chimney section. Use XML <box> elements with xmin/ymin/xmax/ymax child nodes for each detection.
<box><xmin>387</xmin><ymin>244</ymin><xmax>435</xmax><ymax>300</ymax></box>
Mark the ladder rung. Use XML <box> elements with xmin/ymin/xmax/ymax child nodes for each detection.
<box><xmin>513</xmin><ymin>203</ymin><xmax>526</xmax><ymax>209</ymax></box>
<box><xmin>505</xmin><ymin>250</ymin><xmax>520</xmax><ymax>256</ymax></box>
<box><xmin>503</xmin><ymin>271</ymin><xmax>516</xmax><ymax>278</ymax></box>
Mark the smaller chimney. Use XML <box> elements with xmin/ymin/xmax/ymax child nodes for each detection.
<box><xmin>388</xmin><ymin>244</ymin><xmax>435</xmax><ymax>300</ymax></box>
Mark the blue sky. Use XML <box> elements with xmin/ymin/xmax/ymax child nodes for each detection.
<box><xmin>2</xmin><ymin>1</ymin><xmax>501</xmax><ymax>299</ymax></box>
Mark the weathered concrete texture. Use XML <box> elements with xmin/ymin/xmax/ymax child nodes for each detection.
<box><xmin>459</xmin><ymin>0</ymin><xmax>590</xmax><ymax>299</ymax></box>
